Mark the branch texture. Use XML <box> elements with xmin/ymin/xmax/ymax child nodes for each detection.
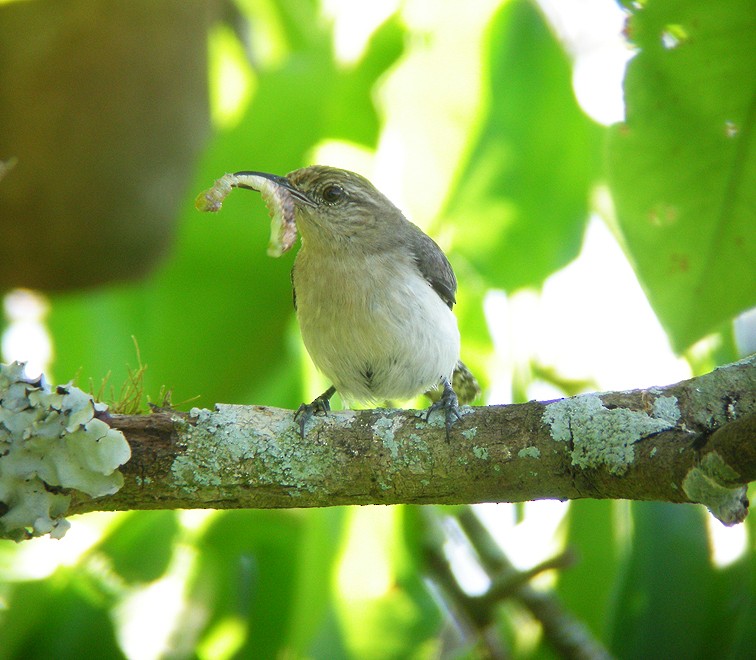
<box><xmin>72</xmin><ymin>355</ymin><xmax>755</xmax><ymax>525</ymax></box>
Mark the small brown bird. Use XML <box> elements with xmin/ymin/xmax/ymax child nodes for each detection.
<box><xmin>237</xmin><ymin>166</ymin><xmax>479</xmax><ymax>435</ymax></box>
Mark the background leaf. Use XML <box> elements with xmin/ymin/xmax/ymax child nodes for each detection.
<box><xmin>0</xmin><ymin>572</ymin><xmax>124</xmax><ymax>660</ymax></box>
<box><xmin>606</xmin><ymin>502</ymin><xmax>753</xmax><ymax>658</ymax></box>
<box><xmin>95</xmin><ymin>511</ymin><xmax>180</xmax><ymax>584</ymax></box>
<box><xmin>181</xmin><ymin>509</ymin><xmax>345</xmax><ymax>657</ymax></box>
<box><xmin>447</xmin><ymin>0</ymin><xmax>603</xmax><ymax>292</ymax></box>
<box><xmin>607</xmin><ymin>0</ymin><xmax>756</xmax><ymax>351</ymax></box>
<box><xmin>556</xmin><ymin>500</ymin><xmax>619</xmax><ymax>640</ymax></box>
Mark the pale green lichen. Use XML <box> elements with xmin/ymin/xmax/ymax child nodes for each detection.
<box><xmin>373</xmin><ymin>416</ymin><xmax>400</xmax><ymax>460</ymax></box>
<box><xmin>682</xmin><ymin>452</ymin><xmax>748</xmax><ymax>526</ymax></box>
<box><xmin>472</xmin><ymin>446</ymin><xmax>489</xmax><ymax>460</ymax></box>
<box><xmin>0</xmin><ymin>362</ymin><xmax>130</xmax><ymax>541</ymax></box>
<box><xmin>518</xmin><ymin>446</ymin><xmax>540</xmax><ymax>459</ymax></box>
<box><xmin>461</xmin><ymin>427</ymin><xmax>478</xmax><ymax>441</ymax></box>
<box><xmin>652</xmin><ymin>396</ymin><xmax>681</xmax><ymax>425</ymax></box>
<box><xmin>543</xmin><ymin>393</ymin><xmax>680</xmax><ymax>476</ymax></box>
<box><xmin>373</xmin><ymin>414</ymin><xmax>435</xmax><ymax>472</ymax></box>
<box><xmin>175</xmin><ymin>404</ymin><xmax>327</xmax><ymax>496</ymax></box>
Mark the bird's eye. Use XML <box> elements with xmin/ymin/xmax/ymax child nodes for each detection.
<box><xmin>321</xmin><ymin>184</ymin><xmax>345</xmax><ymax>204</ymax></box>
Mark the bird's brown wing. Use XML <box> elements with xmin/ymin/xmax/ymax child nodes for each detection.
<box><xmin>409</xmin><ymin>226</ymin><xmax>457</xmax><ymax>309</ymax></box>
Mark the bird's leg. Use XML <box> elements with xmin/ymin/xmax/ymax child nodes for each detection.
<box><xmin>424</xmin><ymin>377</ymin><xmax>461</xmax><ymax>440</ymax></box>
<box><xmin>294</xmin><ymin>385</ymin><xmax>336</xmax><ymax>437</ymax></box>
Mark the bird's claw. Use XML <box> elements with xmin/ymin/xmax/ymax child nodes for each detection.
<box><xmin>294</xmin><ymin>386</ymin><xmax>336</xmax><ymax>437</ymax></box>
<box><xmin>424</xmin><ymin>379</ymin><xmax>461</xmax><ymax>441</ymax></box>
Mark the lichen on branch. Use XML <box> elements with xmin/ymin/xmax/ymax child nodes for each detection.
<box><xmin>0</xmin><ymin>362</ymin><xmax>131</xmax><ymax>541</ymax></box>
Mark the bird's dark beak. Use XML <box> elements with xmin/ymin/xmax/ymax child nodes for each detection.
<box><xmin>233</xmin><ymin>171</ymin><xmax>315</xmax><ymax>206</ymax></box>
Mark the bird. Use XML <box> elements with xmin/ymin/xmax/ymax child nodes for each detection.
<box><xmin>238</xmin><ymin>165</ymin><xmax>479</xmax><ymax>436</ymax></box>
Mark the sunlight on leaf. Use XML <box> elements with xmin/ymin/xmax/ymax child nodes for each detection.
<box><xmin>607</xmin><ymin>0</ymin><xmax>756</xmax><ymax>351</ymax></box>
<box><xmin>446</xmin><ymin>0</ymin><xmax>603</xmax><ymax>292</ymax></box>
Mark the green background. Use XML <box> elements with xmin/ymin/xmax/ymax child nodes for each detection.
<box><xmin>0</xmin><ymin>0</ymin><xmax>754</xmax><ymax>657</ymax></box>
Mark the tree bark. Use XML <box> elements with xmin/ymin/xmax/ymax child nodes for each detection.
<box><xmin>70</xmin><ymin>355</ymin><xmax>755</xmax><ymax>526</ymax></box>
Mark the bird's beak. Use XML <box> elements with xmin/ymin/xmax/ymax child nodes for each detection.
<box><xmin>232</xmin><ymin>171</ymin><xmax>315</xmax><ymax>206</ymax></box>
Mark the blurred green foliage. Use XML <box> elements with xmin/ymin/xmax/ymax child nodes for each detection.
<box><xmin>0</xmin><ymin>0</ymin><xmax>754</xmax><ymax>658</ymax></box>
<box><xmin>447</xmin><ymin>0</ymin><xmax>603</xmax><ymax>291</ymax></box>
<box><xmin>608</xmin><ymin>0</ymin><xmax>756</xmax><ymax>352</ymax></box>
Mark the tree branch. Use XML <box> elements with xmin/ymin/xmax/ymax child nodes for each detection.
<box><xmin>67</xmin><ymin>355</ymin><xmax>755</xmax><ymax>525</ymax></box>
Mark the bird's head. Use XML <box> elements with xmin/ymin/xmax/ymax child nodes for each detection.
<box><xmin>244</xmin><ymin>165</ymin><xmax>408</xmax><ymax>252</ymax></box>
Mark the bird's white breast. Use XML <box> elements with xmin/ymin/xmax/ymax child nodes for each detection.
<box><xmin>293</xmin><ymin>248</ymin><xmax>460</xmax><ymax>404</ymax></box>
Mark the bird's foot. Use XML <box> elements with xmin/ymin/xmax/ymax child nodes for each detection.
<box><xmin>294</xmin><ymin>385</ymin><xmax>336</xmax><ymax>437</ymax></box>
<box><xmin>424</xmin><ymin>378</ymin><xmax>461</xmax><ymax>441</ymax></box>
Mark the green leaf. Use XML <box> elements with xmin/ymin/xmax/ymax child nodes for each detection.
<box><xmin>47</xmin><ymin>208</ymin><xmax>299</xmax><ymax>411</ymax></box>
<box><xmin>333</xmin><ymin>506</ymin><xmax>441</xmax><ymax>659</ymax></box>
<box><xmin>556</xmin><ymin>500</ymin><xmax>619</xmax><ymax>640</ymax></box>
<box><xmin>327</xmin><ymin>13</ymin><xmax>406</xmax><ymax>146</ymax></box>
<box><xmin>95</xmin><ymin>511</ymin><xmax>180</xmax><ymax>584</ymax></box>
<box><xmin>607</xmin><ymin>0</ymin><xmax>756</xmax><ymax>352</ymax></box>
<box><xmin>725</xmin><ymin>509</ymin><xmax>756</xmax><ymax>656</ymax></box>
<box><xmin>0</xmin><ymin>572</ymin><xmax>124</xmax><ymax>660</ymax></box>
<box><xmin>283</xmin><ymin>508</ymin><xmax>348</xmax><ymax>655</ymax></box>
<box><xmin>447</xmin><ymin>0</ymin><xmax>603</xmax><ymax>291</ymax></box>
<box><xmin>186</xmin><ymin>511</ymin><xmax>305</xmax><ymax>657</ymax></box>
<box><xmin>182</xmin><ymin>509</ymin><xmax>345</xmax><ymax>658</ymax></box>
<box><xmin>706</xmin><ymin>547</ymin><xmax>756</xmax><ymax>659</ymax></box>
<box><xmin>606</xmin><ymin>502</ymin><xmax>753</xmax><ymax>658</ymax></box>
